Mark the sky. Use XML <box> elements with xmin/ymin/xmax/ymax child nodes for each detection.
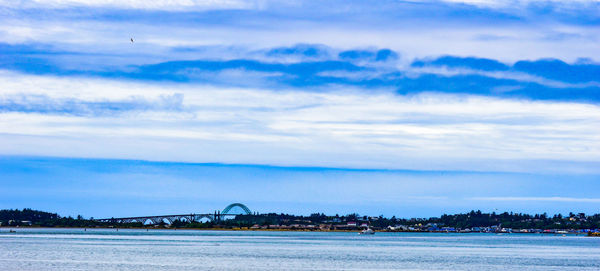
<box><xmin>0</xmin><ymin>0</ymin><xmax>599</xmax><ymax>218</ymax></box>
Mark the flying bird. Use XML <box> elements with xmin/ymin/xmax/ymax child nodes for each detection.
<box><xmin>130</xmin><ymin>38</ymin><xmax>134</xmax><ymax>43</ymax></box>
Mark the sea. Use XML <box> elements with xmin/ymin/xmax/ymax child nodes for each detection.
<box><xmin>1</xmin><ymin>228</ymin><xmax>599</xmax><ymax>270</ymax></box>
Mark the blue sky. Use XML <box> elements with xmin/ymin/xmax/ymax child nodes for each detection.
<box><xmin>0</xmin><ymin>0</ymin><xmax>599</xmax><ymax>218</ymax></box>
<box><xmin>3</xmin><ymin>156</ymin><xmax>600</xmax><ymax>218</ymax></box>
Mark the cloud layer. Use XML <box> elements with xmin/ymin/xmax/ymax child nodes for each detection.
<box><xmin>0</xmin><ymin>1</ymin><xmax>598</xmax><ymax>172</ymax></box>
<box><xmin>1</xmin><ymin>72</ymin><xmax>598</xmax><ymax>173</ymax></box>
<box><xmin>3</xmin><ymin>43</ymin><xmax>600</xmax><ymax>103</ymax></box>
<box><xmin>1</xmin><ymin>0</ymin><xmax>599</xmax><ymax>62</ymax></box>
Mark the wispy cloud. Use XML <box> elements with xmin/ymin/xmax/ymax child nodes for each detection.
<box><xmin>0</xmin><ymin>0</ymin><xmax>258</xmax><ymax>11</ymax></box>
<box><xmin>0</xmin><ymin>93</ymin><xmax>184</xmax><ymax>116</ymax></box>
<box><xmin>0</xmin><ymin>0</ymin><xmax>598</xmax><ymax>173</ymax></box>
<box><xmin>470</xmin><ymin>197</ymin><xmax>600</xmax><ymax>203</ymax></box>
<box><xmin>413</xmin><ymin>56</ymin><xmax>600</xmax><ymax>84</ymax></box>
<box><xmin>3</xmin><ymin>46</ymin><xmax>599</xmax><ymax>102</ymax></box>
<box><xmin>1</xmin><ymin>0</ymin><xmax>598</xmax><ymax>62</ymax></box>
<box><xmin>1</xmin><ymin>72</ymin><xmax>599</xmax><ymax>173</ymax></box>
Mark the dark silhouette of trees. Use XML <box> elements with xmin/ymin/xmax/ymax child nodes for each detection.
<box><xmin>2</xmin><ymin>208</ymin><xmax>599</xmax><ymax>230</ymax></box>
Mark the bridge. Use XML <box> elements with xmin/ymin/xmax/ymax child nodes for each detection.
<box><xmin>95</xmin><ymin>203</ymin><xmax>252</xmax><ymax>225</ymax></box>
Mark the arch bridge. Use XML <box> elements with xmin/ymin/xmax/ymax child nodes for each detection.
<box><xmin>95</xmin><ymin>203</ymin><xmax>253</xmax><ymax>225</ymax></box>
<box><xmin>222</xmin><ymin>203</ymin><xmax>251</xmax><ymax>215</ymax></box>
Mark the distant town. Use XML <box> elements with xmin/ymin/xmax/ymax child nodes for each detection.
<box><xmin>2</xmin><ymin>208</ymin><xmax>600</xmax><ymax>236</ymax></box>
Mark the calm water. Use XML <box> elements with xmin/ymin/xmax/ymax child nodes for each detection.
<box><xmin>1</xmin><ymin>228</ymin><xmax>599</xmax><ymax>270</ymax></box>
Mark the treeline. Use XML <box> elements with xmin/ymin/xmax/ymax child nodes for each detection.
<box><xmin>426</xmin><ymin>210</ymin><xmax>600</xmax><ymax>230</ymax></box>
<box><xmin>0</xmin><ymin>209</ymin><xmax>102</xmax><ymax>227</ymax></box>
<box><xmin>2</xmin><ymin>208</ymin><xmax>600</xmax><ymax>230</ymax></box>
<box><xmin>0</xmin><ymin>208</ymin><xmax>58</xmax><ymax>222</ymax></box>
<box><xmin>176</xmin><ymin>211</ymin><xmax>600</xmax><ymax>230</ymax></box>
<box><xmin>225</xmin><ymin>211</ymin><xmax>600</xmax><ymax>230</ymax></box>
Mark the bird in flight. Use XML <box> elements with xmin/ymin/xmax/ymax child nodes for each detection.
<box><xmin>130</xmin><ymin>38</ymin><xmax>134</xmax><ymax>43</ymax></box>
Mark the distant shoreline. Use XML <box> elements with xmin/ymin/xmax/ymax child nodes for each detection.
<box><xmin>2</xmin><ymin>226</ymin><xmax>361</xmax><ymax>233</ymax></box>
<box><xmin>1</xmin><ymin>226</ymin><xmax>593</xmax><ymax>235</ymax></box>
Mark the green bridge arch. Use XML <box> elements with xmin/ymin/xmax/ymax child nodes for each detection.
<box><xmin>222</xmin><ymin>203</ymin><xmax>251</xmax><ymax>215</ymax></box>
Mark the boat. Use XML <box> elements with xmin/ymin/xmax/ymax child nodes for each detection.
<box><xmin>359</xmin><ymin>228</ymin><xmax>375</xmax><ymax>235</ymax></box>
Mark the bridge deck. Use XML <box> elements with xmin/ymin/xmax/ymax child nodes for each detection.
<box><xmin>94</xmin><ymin>203</ymin><xmax>252</xmax><ymax>224</ymax></box>
<box><xmin>95</xmin><ymin>213</ymin><xmax>240</xmax><ymax>223</ymax></box>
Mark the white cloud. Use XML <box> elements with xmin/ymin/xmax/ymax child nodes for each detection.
<box><xmin>408</xmin><ymin>66</ymin><xmax>600</xmax><ymax>88</ymax></box>
<box><xmin>0</xmin><ymin>1</ymin><xmax>598</xmax><ymax>63</ymax></box>
<box><xmin>470</xmin><ymin>197</ymin><xmax>600</xmax><ymax>203</ymax></box>
<box><xmin>0</xmin><ymin>0</ymin><xmax>257</xmax><ymax>11</ymax></box>
<box><xmin>439</xmin><ymin>0</ymin><xmax>600</xmax><ymax>8</ymax></box>
<box><xmin>6</xmin><ymin>0</ymin><xmax>599</xmax><ymax>10</ymax></box>
<box><xmin>1</xmin><ymin>71</ymin><xmax>598</xmax><ymax>173</ymax></box>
